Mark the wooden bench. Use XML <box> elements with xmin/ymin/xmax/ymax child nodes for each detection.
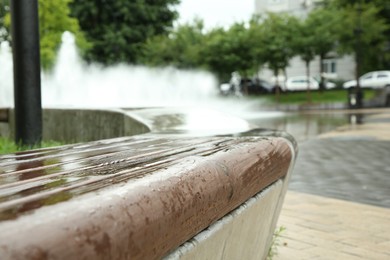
<box><xmin>0</xmin><ymin>133</ymin><xmax>296</xmax><ymax>259</ymax></box>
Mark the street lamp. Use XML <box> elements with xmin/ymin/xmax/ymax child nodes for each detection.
<box><xmin>10</xmin><ymin>0</ymin><xmax>42</xmax><ymax>147</ymax></box>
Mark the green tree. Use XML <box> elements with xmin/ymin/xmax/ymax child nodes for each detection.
<box><xmin>139</xmin><ymin>33</ymin><xmax>175</xmax><ymax>67</ymax></box>
<box><xmin>329</xmin><ymin>0</ymin><xmax>390</xmax><ymax>72</ymax></box>
<box><xmin>142</xmin><ymin>19</ymin><xmax>260</xmax><ymax>85</ymax></box>
<box><xmin>248</xmin><ymin>15</ymin><xmax>269</xmax><ymax>81</ymax></box>
<box><xmin>335</xmin><ymin>0</ymin><xmax>390</xmax><ymax>27</ymax></box>
<box><xmin>0</xmin><ymin>0</ymin><xmax>10</xmax><ymax>43</ymax></box>
<box><xmin>294</xmin><ymin>18</ymin><xmax>317</xmax><ymax>102</ymax></box>
<box><xmin>336</xmin><ymin>3</ymin><xmax>389</xmax><ymax>75</ymax></box>
<box><xmin>305</xmin><ymin>7</ymin><xmax>342</xmax><ymax>89</ymax></box>
<box><xmin>259</xmin><ymin>13</ymin><xmax>299</xmax><ymax>92</ymax></box>
<box><xmin>201</xmin><ymin>22</ymin><xmax>258</xmax><ymax>87</ymax></box>
<box><xmin>69</xmin><ymin>0</ymin><xmax>180</xmax><ymax>65</ymax></box>
<box><xmin>39</xmin><ymin>0</ymin><xmax>88</xmax><ymax>69</ymax></box>
<box><xmin>0</xmin><ymin>0</ymin><xmax>87</xmax><ymax>70</ymax></box>
<box><xmin>141</xmin><ymin>19</ymin><xmax>206</xmax><ymax>69</ymax></box>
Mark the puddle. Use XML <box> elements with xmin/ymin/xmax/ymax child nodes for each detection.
<box><xmin>247</xmin><ymin>112</ymin><xmax>352</xmax><ymax>142</ymax></box>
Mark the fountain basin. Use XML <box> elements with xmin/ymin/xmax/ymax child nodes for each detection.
<box><xmin>1</xmin><ymin>108</ymin><xmax>150</xmax><ymax>143</ymax></box>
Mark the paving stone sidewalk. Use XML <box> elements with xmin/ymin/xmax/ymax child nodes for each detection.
<box><xmin>289</xmin><ymin>108</ymin><xmax>390</xmax><ymax>208</ymax></box>
<box><xmin>289</xmin><ymin>138</ymin><xmax>390</xmax><ymax>208</ymax></box>
<box><xmin>275</xmin><ymin>191</ymin><xmax>390</xmax><ymax>260</ymax></box>
<box><xmin>274</xmin><ymin>109</ymin><xmax>390</xmax><ymax>259</ymax></box>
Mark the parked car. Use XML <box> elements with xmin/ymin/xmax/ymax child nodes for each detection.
<box><xmin>270</xmin><ymin>75</ymin><xmax>286</xmax><ymax>89</ymax></box>
<box><xmin>343</xmin><ymin>71</ymin><xmax>390</xmax><ymax>89</ymax></box>
<box><xmin>284</xmin><ymin>76</ymin><xmax>336</xmax><ymax>91</ymax></box>
<box><xmin>219</xmin><ymin>78</ymin><xmax>274</xmax><ymax>96</ymax></box>
<box><xmin>219</xmin><ymin>83</ymin><xmax>233</xmax><ymax>96</ymax></box>
<box><xmin>246</xmin><ymin>78</ymin><xmax>274</xmax><ymax>95</ymax></box>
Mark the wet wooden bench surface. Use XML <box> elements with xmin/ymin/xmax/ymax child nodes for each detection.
<box><xmin>0</xmin><ymin>133</ymin><xmax>295</xmax><ymax>259</ymax></box>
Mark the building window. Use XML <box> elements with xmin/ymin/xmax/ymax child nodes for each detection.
<box><xmin>268</xmin><ymin>0</ymin><xmax>283</xmax><ymax>4</ymax></box>
<box><xmin>322</xmin><ymin>59</ymin><xmax>337</xmax><ymax>74</ymax></box>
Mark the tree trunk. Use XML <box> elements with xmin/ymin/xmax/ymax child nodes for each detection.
<box><xmin>306</xmin><ymin>60</ymin><xmax>312</xmax><ymax>104</ymax></box>
<box><xmin>319</xmin><ymin>53</ymin><xmax>325</xmax><ymax>92</ymax></box>
<box><xmin>273</xmin><ymin>68</ymin><xmax>280</xmax><ymax>103</ymax></box>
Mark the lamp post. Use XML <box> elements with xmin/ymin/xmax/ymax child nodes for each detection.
<box><xmin>10</xmin><ymin>0</ymin><xmax>42</xmax><ymax>147</ymax></box>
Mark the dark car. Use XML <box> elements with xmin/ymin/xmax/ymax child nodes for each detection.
<box><xmin>241</xmin><ymin>78</ymin><xmax>274</xmax><ymax>95</ymax></box>
<box><xmin>219</xmin><ymin>78</ymin><xmax>275</xmax><ymax>96</ymax></box>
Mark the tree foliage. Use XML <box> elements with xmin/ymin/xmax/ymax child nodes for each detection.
<box><xmin>38</xmin><ymin>0</ymin><xmax>87</xmax><ymax>69</ymax></box>
<box><xmin>3</xmin><ymin>0</ymin><xmax>388</xmax><ymax>83</ymax></box>
<box><xmin>0</xmin><ymin>0</ymin><xmax>87</xmax><ymax>70</ymax></box>
<box><xmin>201</xmin><ymin>22</ymin><xmax>258</xmax><ymax>82</ymax></box>
<box><xmin>335</xmin><ymin>3</ymin><xmax>389</xmax><ymax>73</ymax></box>
<box><xmin>325</xmin><ymin>0</ymin><xmax>390</xmax><ymax>71</ymax></box>
<box><xmin>141</xmin><ymin>19</ymin><xmax>205</xmax><ymax>69</ymax></box>
<box><xmin>300</xmin><ymin>7</ymin><xmax>342</xmax><ymax>88</ymax></box>
<box><xmin>305</xmin><ymin>7</ymin><xmax>341</xmax><ymax>60</ymax></box>
<box><xmin>293</xmin><ymin>18</ymin><xmax>317</xmax><ymax>99</ymax></box>
<box><xmin>335</xmin><ymin>0</ymin><xmax>390</xmax><ymax>26</ymax></box>
<box><xmin>0</xmin><ymin>0</ymin><xmax>10</xmax><ymax>43</ymax></box>
<box><xmin>255</xmin><ymin>13</ymin><xmax>299</xmax><ymax>84</ymax></box>
<box><xmin>141</xmin><ymin>19</ymin><xmax>260</xmax><ymax>82</ymax></box>
<box><xmin>69</xmin><ymin>0</ymin><xmax>180</xmax><ymax>65</ymax></box>
<box><xmin>294</xmin><ymin>18</ymin><xmax>316</xmax><ymax>67</ymax></box>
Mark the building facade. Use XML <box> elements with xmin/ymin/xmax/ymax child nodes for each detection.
<box><xmin>254</xmin><ymin>0</ymin><xmax>355</xmax><ymax>84</ymax></box>
<box><xmin>255</xmin><ymin>0</ymin><xmax>317</xmax><ymax>17</ymax></box>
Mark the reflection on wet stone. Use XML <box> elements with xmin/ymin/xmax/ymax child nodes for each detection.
<box><xmin>348</xmin><ymin>113</ymin><xmax>364</xmax><ymax>124</ymax></box>
<box><xmin>248</xmin><ymin>112</ymin><xmax>349</xmax><ymax>142</ymax></box>
<box><xmin>152</xmin><ymin>114</ymin><xmax>186</xmax><ymax>131</ymax></box>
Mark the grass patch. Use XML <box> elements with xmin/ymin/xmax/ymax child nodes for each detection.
<box><xmin>267</xmin><ymin>226</ymin><xmax>286</xmax><ymax>260</ymax></box>
<box><xmin>263</xmin><ymin>89</ymin><xmax>377</xmax><ymax>104</ymax></box>
<box><xmin>0</xmin><ymin>137</ymin><xmax>63</xmax><ymax>155</ymax></box>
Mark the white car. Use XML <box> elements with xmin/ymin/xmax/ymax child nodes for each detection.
<box><xmin>343</xmin><ymin>71</ymin><xmax>390</xmax><ymax>89</ymax></box>
<box><xmin>284</xmin><ymin>76</ymin><xmax>336</xmax><ymax>91</ymax></box>
<box><xmin>219</xmin><ymin>83</ymin><xmax>232</xmax><ymax>95</ymax></box>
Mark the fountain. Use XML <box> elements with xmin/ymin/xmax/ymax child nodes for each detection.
<box><xmin>41</xmin><ymin>32</ymin><xmax>224</xmax><ymax>109</ymax></box>
<box><xmin>1</xmin><ymin>32</ymin><xmax>222</xmax><ymax>108</ymax></box>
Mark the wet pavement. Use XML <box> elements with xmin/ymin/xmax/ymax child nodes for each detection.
<box><xmin>289</xmin><ymin>138</ymin><xmax>390</xmax><ymax>208</ymax></box>
<box><xmin>253</xmin><ymin>108</ymin><xmax>390</xmax><ymax>208</ymax></box>
<box><xmin>247</xmin><ymin>111</ymin><xmax>349</xmax><ymax>143</ymax></box>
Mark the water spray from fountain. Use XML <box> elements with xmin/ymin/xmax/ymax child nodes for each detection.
<box><xmin>1</xmin><ymin>32</ymin><xmax>264</xmax><ymax>111</ymax></box>
<box><xmin>0</xmin><ymin>41</ymin><xmax>14</xmax><ymax>108</ymax></box>
<box><xmin>42</xmin><ymin>32</ymin><xmax>225</xmax><ymax>109</ymax></box>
